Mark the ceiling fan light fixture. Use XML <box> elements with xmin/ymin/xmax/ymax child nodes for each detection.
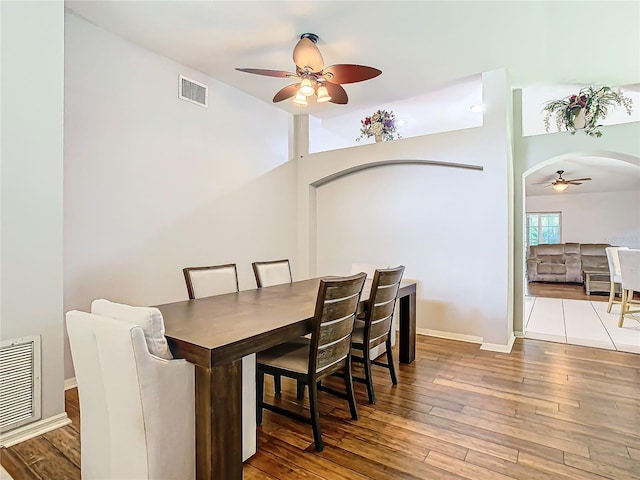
<box><xmin>293</xmin><ymin>91</ymin><xmax>308</xmax><ymax>106</ymax></box>
<box><xmin>299</xmin><ymin>78</ymin><xmax>315</xmax><ymax>96</ymax></box>
<box><xmin>552</xmin><ymin>182</ymin><xmax>569</xmax><ymax>192</ymax></box>
<box><xmin>316</xmin><ymin>85</ymin><xmax>331</xmax><ymax>103</ymax></box>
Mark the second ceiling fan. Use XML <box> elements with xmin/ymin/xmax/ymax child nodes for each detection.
<box><xmin>548</xmin><ymin>170</ymin><xmax>592</xmax><ymax>191</ymax></box>
<box><xmin>235</xmin><ymin>33</ymin><xmax>381</xmax><ymax>106</ymax></box>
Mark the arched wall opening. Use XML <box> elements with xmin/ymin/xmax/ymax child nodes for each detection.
<box><xmin>519</xmin><ymin>151</ymin><xmax>640</xmax><ymax>334</ymax></box>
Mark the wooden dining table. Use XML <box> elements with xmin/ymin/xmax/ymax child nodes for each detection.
<box><xmin>156</xmin><ymin>277</ymin><xmax>416</xmax><ymax>480</ymax></box>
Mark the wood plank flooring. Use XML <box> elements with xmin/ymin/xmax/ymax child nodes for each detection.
<box><xmin>2</xmin><ymin>336</ymin><xmax>639</xmax><ymax>479</ymax></box>
<box><xmin>525</xmin><ymin>281</ymin><xmax>609</xmax><ymax>302</ymax></box>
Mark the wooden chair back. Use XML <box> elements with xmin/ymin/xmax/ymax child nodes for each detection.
<box><xmin>364</xmin><ymin>266</ymin><xmax>405</xmax><ymax>350</ymax></box>
<box><xmin>309</xmin><ymin>273</ymin><xmax>367</xmax><ymax>376</ymax></box>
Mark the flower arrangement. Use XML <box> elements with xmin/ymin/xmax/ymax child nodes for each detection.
<box><xmin>543</xmin><ymin>85</ymin><xmax>633</xmax><ymax>137</ymax></box>
<box><xmin>357</xmin><ymin>109</ymin><xmax>401</xmax><ymax>142</ymax></box>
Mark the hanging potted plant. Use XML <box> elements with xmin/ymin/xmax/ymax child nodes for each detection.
<box><xmin>543</xmin><ymin>86</ymin><xmax>633</xmax><ymax>138</ymax></box>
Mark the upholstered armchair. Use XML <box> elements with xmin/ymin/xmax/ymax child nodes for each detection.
<box><xmin>66</xmin><ymin>309</ymin><xmax>195</xmax><ymax>480</ymax></box>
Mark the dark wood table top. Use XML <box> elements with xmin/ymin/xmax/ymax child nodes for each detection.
<box><xmin>156</xmin><ymin>278</ymin><xmax>416</xmax><ymax>369</ymax></box>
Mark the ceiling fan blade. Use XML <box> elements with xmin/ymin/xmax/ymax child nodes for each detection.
<box><xmin>567</xmin><ymin>181</ymin><xmax>582</xmax><ymax>185</ymax></box>
<box><xmin>293</xmin><ymin>38</ymin><xmax>324</xmax><ymax>72</ymax></box>
<box><xmin>564</xmin><ymin>177</ymin><xmax>592</xmax><ymax>182</ymax></box>
<box><xmin>272</xmin><ymin>83</ymin><xmax>300</xmax><ymax>103</ymax></box>
<box><xmin>324</xmin><ymin>83</ymin><xmax>348</xmax><ymax>104</ymax></box>
<box><xmin>323</xmin><ymin>64</ymin><xmax>382</xmax><ymax>84</ymax></box>
<box><xmin>235</xmin><ymin>68</ymin><xmax>296</xmax><ymax>78</ymax></box>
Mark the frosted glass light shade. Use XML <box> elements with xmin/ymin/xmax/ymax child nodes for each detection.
<box><xmin>299</xmin><ymin>78</ymin><xmax>315</xmax><ymax>97</ymax></box>
<box><xmin>293</xmin><ymin>91</ymin><xmax>308</xmax><ymax>105</ymax></box>
<box><xmin>316</xmin><ymin>85</ymin><xmax>331</xmax><ymax>103</ymax></box>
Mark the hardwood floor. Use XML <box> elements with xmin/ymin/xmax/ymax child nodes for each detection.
<box><xmin>525</xmin><ymin>281</ymin><xmax>610</xmax><ymax>301</ymax></box>
<box><xmin>2</xmin><ymin>336</ymin><xmax>639</xmax><ymax>479</ymax></box>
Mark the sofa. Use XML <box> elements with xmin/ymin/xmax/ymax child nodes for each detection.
<box><xmin>526</xmin><ymin>243</ymin><xmax>610</xmax><ymax>283</ymax></box>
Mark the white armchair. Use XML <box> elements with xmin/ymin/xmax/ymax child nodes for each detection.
<box><xmin>66</xmin><ymin>310</ymin><xmax>195</xmax><ymax>480</ymax></box>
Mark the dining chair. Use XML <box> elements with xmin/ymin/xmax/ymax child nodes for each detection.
<box><xmin>66</xmin><ymin>308</ymin><xmax>195</xmax><ymax>479</ymax></box>
<box><xmin>181</xmin><ymin>264</ymin><xmax>258</xmax><ymax>460</ymax></box>
<box><xmin>605</xmin><ymin>246</ymin><xmax>628</xmax><ymax>312</ymax></box>
<box><xmin>182</xmin><ymin>263</ymin><xmax>239</xmax><ymax>299</ymax></box>
<box><xmin>350</xmin><ymin>263</ymin><xmax>392</xmax><ymax>357</ymax></box>
<box><xmin>618</xmin><ymin>249</ymin><xmax>640</xmax><ymax>328</ymax></box>
<box><xmin>256</xmin><ymin>272</ymin><xmax>367</xmax><ymax>451</ymax></box>
<box><xmin>252</xmin><ymin>259</ymin><xmax>292</xmax><ymax>288</ymax></box>
<box><xmin>351</xmin><ymin>266</ymin><xmax>405</xmax><ymax>404</ymax></box>
<box><xmin>252</xmin><ymin>259</ymin><xmax>293</xmax><ymax>393</ymax></box>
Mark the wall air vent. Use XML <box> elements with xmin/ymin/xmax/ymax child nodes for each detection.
<box><xmin>179</xmin><ymin>75</ymin><xmax>208</xmax><ymax>108</ymax></box>
<box><xmin>0</xmin><ymin>336</ymin><xmax>41</xmax><ymax>432</ymax></box>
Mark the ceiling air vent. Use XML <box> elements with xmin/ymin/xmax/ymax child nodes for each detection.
<box><xmin>179</xmin><ymin>75</ymin><xmax>208</xmax><ymax>108</ymax></box>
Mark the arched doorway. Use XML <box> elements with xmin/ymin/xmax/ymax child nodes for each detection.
<box><xmin>520</xmin><ymin>152</ymin><xmax>640</xmax><ymax>350</ymax></box>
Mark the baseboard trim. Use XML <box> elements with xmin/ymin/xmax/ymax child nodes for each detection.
<box><xmin>481</xmin><ymin>334</ymin><xmax>516</xmax><ymax>353</ymax></box>
<box><xmin>514</xmin><ymin>331</ymin><xmax>524</xmax><ymax>338</ymax></box>
<box><xmin>64</xmin><ymin>377</ymin><xmax>77</xmax><ymax>391</ymax></box>
<box><xmin>417</xmin><ymin>328</ymin><xmax>483</xmax><ymax>344</ymax></box>
<box><xmin>0</xmin><ymin>413</ymin><xmax>71</xmax><ymax>448</ymax></box>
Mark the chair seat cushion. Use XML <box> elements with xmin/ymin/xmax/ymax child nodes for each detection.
<box><xmin>257</xmin><ymin>338</ymin><xmax>310</xmax><ymax>374</ymax></box>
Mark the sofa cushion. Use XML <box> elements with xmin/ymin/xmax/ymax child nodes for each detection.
<box><xmin>535</xmin><ymin>244</ymin><xmax>566</xmax><ymax>255</ymax></box>
<box><xmin>580</xmin><ymin>243</ymin><xmax>609</xmax><ymax>256</ymax></box>
<box><xmin>538</xmin><ymin>255</ymin><xmax>565</xmax><ymax>264</ymax></box>
<box><xmin>582</xmin><ymin>256</ymin><xmax>608</xmax><ymax>269</ymax></box>
<box><xmin>538</xmin><ymin>264</ymin><xmax>567</xmax><ymax>275</ymax></box>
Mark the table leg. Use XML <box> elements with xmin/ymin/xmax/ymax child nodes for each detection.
<box><xmin>195</xmin><ymin>359</ymin><xmax>243</xmax><ymax>480</ymax></box>
<box><xmin>399</xmin><ymin>290</ymin><xmax>416</xmax><ymax>364</ymax></box>
<box><xmin>585</xmin><ymin>273</ymin><xmax>591</xmax><ymax>295</ymax></box>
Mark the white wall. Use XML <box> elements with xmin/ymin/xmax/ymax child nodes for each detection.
<box><xmin>1</xmin><ymin>1</ymin><xmax>66</xmax><ymax>421</ymax></box>
<box><xmin>298</xmin><ymin>69</ymin><xmax>514</xmax><ymax>347</ymax></box>
<box><xmin>64</xmin><ymin>14</ymin><xmax>296</xmax><ymax>378</ymax></box>
<box><xmin>526</xmin><ymin>190</ymin><xmax>640</xmax><ymax>248</ymax></box>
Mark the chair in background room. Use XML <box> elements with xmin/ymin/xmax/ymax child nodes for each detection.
<box><xmin>182</xmin><ymin>263</ymin><xmax>239</xmax><ymax>299</ymax></box>
<box><xmin>605</xmin><ymin>246</ymin><xmax>629</xmax><ymax>312</ymax></box>
<box><xmin>351</xmin><ymin>266</ymin><xmax>405</xmax><ymax>404</ymax></box>
<box><xmin>618</xmin><ymin>249</ymin><xmax>640</xmax><ymax>328</ymax></box>
<box><xmin>180</xmin><ymin>265</ymin><xmax>258</xmax><ymax>461</ymax></box>
<box><xmin>252</xmin><ymin>259</ymin><xmax>293</xmax><ymax>393</ymax></box>
<box><xmin>66</xmin><ymin>306</ymin><xmax>194</xmax><ymax>479</ymax></box>
<box><xmin>252</xmin><ymin>259</ymin><xmax>292</xmax><ymax>288</ymax></box>
<box><xmin>256</xmin><ymin>272</ymin><xmax>367</xmax><ymax>451</ymax></box>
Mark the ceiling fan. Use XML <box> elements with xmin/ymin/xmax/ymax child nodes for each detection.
<box><xmin>235</xmin><ymin>33</ymin><xmax>382</xmax><ymax>106</ymax></box>
<box><xmin>547</xmin><ymin>170</ymin><xmax>592</xmax><ymax>191</ymax></box>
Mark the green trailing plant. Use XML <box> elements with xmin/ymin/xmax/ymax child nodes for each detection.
<box><xmin>543</xmin><ymin>86</ymin><xmax>633</xmax><ymax>137</ymax></box>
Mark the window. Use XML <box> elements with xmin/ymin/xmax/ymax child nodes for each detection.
<box><xmin>526</xmin><ymin>212</ymin><xmax>561</xmax><ymax>254</ymax></box>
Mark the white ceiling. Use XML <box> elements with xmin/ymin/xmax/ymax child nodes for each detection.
<box><xmin>65</xmin><ymin>1</ymin><xmax>640</xmax><ymax>119</ymax></box>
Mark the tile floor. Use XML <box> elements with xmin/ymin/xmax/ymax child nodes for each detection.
<box><xmin>524</xmin><ymin>296</ymin><xmax>640</xmax><ymax>353</ymax></box>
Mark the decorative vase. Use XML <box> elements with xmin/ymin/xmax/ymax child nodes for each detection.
<box><xmin>572</xmin><ymin>108</ymin><xmax>587</xmax><ymax>129</ymax></box>
<box><xmin>374</xmin><ymin>133</ymin><xmax>382</xmax><ymax>143</ymax></box>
